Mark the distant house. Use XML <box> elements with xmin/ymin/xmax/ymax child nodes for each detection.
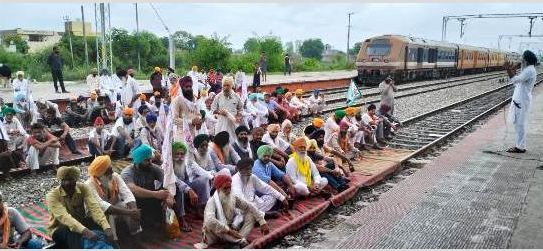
<box><xmin>322</xmin><ymin>44</ymin><xmax>344</xmax><ymax>62</ymax></box>
<box><xmin>0</xmin><ymin>28</ymin><xmax>62</xmax><ymax>53</ymax></box>
<box><xmin>64</xmin><ymin>18</ymin><xmax>96</xmax><ymax>37</ymax></box>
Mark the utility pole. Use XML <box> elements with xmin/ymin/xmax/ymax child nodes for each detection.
<box><xmin>135</xmin><ymin>3</ymin><xmax>141</xmax><ymax>72</ymax></box>
<box><xmin>346</xmin><ymin>12</ymin><xmax>354</xmax><ymax>65</ymax></box>
<box><xmin>150</xmin><ymin>3</ymin><xmax>175</xmax><ymax>69</ymax></box>
<box><xmin>63</xmin><ymin>15</ymin><xmax>75</xmax><ymax>69</ymax></box>
<box><xmin>81</xmin><ymin>5</ymin><xmax>89</xmax><ymax>69</ymax></box>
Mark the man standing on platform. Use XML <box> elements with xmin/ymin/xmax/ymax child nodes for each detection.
<box><xmin>284</xmin><ymin>53</ymin><xmax>291</xmax><ymax>76</ymax></box>
<box><xmin>378</xmin><ymin>76</ymin><xmax>397</xmax><ymax>115</ymax></box>
<box><xmin>506</xmin><ymin>50</ymin><xmax>538</xmax><ymax>153</ymax></box>
<box><xmin>47</xmin><ymin>46</ymin><xmax>68</xmax><ymax>93</ymax></box>
<box><xmin>259</xmin><ymin>52</ymin><xmax>268</xmax><ymax>82</ymax></box>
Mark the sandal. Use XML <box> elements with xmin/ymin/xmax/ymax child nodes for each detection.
<box><xmin>506</xmin><ymin>147</ymin><xmax>526</xmax><ymax>153</ymax></box>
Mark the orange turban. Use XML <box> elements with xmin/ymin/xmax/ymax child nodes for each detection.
<box><xmin>295</xmin><ymin>89</ymin><xmax>304</xmax><ymax>95</ymax></box>
<box><xmin>293</xmin><ymin>137</ymin><xmax>307</xmax><ymax>150</ymax></box>
<box><xmin>313</xmin><ymin>118</ymin><xmax>324</xmax><ymax>129</ymax></box>
<box><xmin>88</xmin><ymin>155</ymin><xmax>111</xmax><ymax>178</ymax></box>
<box><xmin>124</xmin><ymin>108</ymin><xmax>134</xmax><ymax>115</ymax></box>
<box><xmin>88</xmin><ymin>155</ymin><xmax>118</xmax><ymax>203</ymax></box>
<box><xmin>345</xmin><ymin>107</ymin><xmax>360</xmax><ymax>116</ymax></box>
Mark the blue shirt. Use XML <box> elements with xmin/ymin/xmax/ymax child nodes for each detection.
<box><xmin>265</xmin><ymin>100</ymin><xmax>280</xmax><ymax>111</ymax></box>
<box><xmin>253</xmin><ymin>159</ymin><xmax>285</xmax><ymax>183</ymax></box>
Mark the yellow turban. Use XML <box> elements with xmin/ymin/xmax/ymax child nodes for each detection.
<box><xmin>16</xmin><ymin>71</ymin><xmax>24</xmax><ymax>77</ymax></box>
<box><xmin>307</xmin><ymin>139</ymin><xmax>319</xmax><ymax>151</ymax></box>
<box><xmin>154</xmin><ymin>66</ymin><xmax>161</xmax><ymax>72</ymax></box>
<box><xmin>313</xmin><ymin>118</ymin><xmax>324</xmax><ymax>129</ymax></box>
<box><xmin>285</xmin><ymin>92</ymin><xmax>293</xmax><ymax>98</ymax></box>
<box><xmin>293</xmin><ymin>137</ymin><xmax>307</xmax><ymax>150</ymax></box>
<box><xmin>88</xmin><ymin>155</ymin><xmax>112</xmax><ymax>178</ymax></box>
<box><xmin>295</xmin><ymin>89</ymin><xmax>304</xmax><ymax>95</ymax></box>
<box><xmin>56</xmin><ymin>166</ymin><xmax>81</xmax><ymax>181</ymax></box>
<box><xmin>267</xmin><ymin>123</ymin><xmax>281</xmax><ymax>133</ymax></box>
<box><xmin>345</xmin><ymin>107</ymin><xmax>360</xmax><ymax>116</ymax></box>
<box><xmin>222</xmin><ymin>76</ymin><xmax>234</xmax><ymax>87</ymax></box>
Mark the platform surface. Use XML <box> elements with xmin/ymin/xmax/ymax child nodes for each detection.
<box><xmin>315</xmin><ymin>84</ymin><xmax>543</xmax><ymax>249</ymax></box>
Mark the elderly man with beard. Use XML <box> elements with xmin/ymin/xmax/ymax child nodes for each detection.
<box><xmin>210</xmin><ymin>131</ymin><xmax>241</xmax><ymax>174</ymax></box>
<box><xmin>212</xmin><ymin>76</ymin><xmax>243</xmax><ymax>142</ymax></box>
<box><xmin>232</xmin><ymin>158</ymin><xmax>288</xmax><ymax>219</ymax></box>
<box><xmin>307</xmin><ymin>139</ymin><xmax>350</xmax><ymax>194</ymax></box>
<box><xmin>249</xmin><ymin>127</ymin><xmax>286</xmax><ymax>168</ymax></box>
<box><xmin>171</xmin><ymin>76</ymin><xmax>202</xmax><ymax>143</ymax></box>
<box><xmin>199</xmin><ymin>170</ymin><xmax>270</xmax><ymax>249</ymax></box>
<box><xmin>121</xmin><ymin>144</ymin><xmax>174</xmax><ymax>238</ymax></box>
<box><xmin>253</xmin><ymin>145</ymin><xmax>297</xmax><ymax>200</ymax></box>
<box><xmin>85</xmin><ymin>156</ymin><xmax>143</xmax><ymax>247</ymax></box>
<box><xmin>191</xmin><ymin>134</ymin><xmax>218</xmax><ymax>175</ymax></box>
<box><xmin>262</xmin><ymin>124</ymin><xmax>292</xmax><ymax>156</ymax></box>
<box><xmin>111</xmin><ymin>108</ymin><xmax>136</xmax><ymax>157</ymax></box>
<box><xmin>286</xmin><ymin>137</ymin><xmax>329</xmax><ymax>197</ymax></box>
<box><xmin>171</xmin><ymin>142</ymin><xmax>213</xmax><ymax>232</ymax></box>
<box><xmin>231</xmin><ymin>126</ymin><xmax>253</xmax><ymax>159</ymax></box>
<box><xmin>140</xmin><ymin>114</ymin><xmax>163</xmax><ymax>151</ymax></box>
<box><xmin>46</xmin><ymin>166</ymin><xmax>114</xmax><ymax>249</ymax></box>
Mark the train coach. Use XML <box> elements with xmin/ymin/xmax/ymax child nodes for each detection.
<box><xmin>355</xmin><ymin>34</ymin><xmax>522</xmax><ymax>85</ymax></box>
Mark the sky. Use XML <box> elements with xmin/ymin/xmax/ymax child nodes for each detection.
<box><xmin>2</xmin><ymin>3</ymin><xmax>543</xmax><ymax>53</ymax></box>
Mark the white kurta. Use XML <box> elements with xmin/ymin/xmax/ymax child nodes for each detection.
<box><xmin>231</xmin><ymin>173</ymin><xmax>285</xmax><ymax>214</ymax></box>
<box><xmin>285</xmin><ymin>156</ymin><xmax>328</xmax><ymax>196</ymax></box>
<box><xmin>290</xmin><ymin>96</ymin><xmax>309</xmax><ymax>115</ymax></box>
<box><xmin>307</xmin><ymin>95</ymin><xmax>324</xmax><ymax>114</ymax></box>
<box><xmin>324</xmin><ymin>117</ymin><xmax>340</xmax><ymax>145</ymax></box>
<box><xmin>508</xmin><ymin>65</ymin><xmax>536</xmax><ymax>149</ymax></box>
<box><xmin>86</xmin><ymin>74</ymin><xmax>101</xmax><ymax>92</ymax></box>
<box><xmin>262</xmin><ymin>133</ymin><xmax>291</xmax><ymax>152</ymax></box>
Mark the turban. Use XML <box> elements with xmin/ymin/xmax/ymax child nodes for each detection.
<box><xmin>180</xmin><ymin>76</ymin><xmax>192</xmax><ymax>87</ymax></box>
<box><xmin>335</xmin><ymin>110</ymin><xmax>346</xmax><ymax>120</ymax></box>
<box><xmin>345</xmin><ymin>107</ymin><xmax>360</xmax><ymax>116</ymax></box>
<box><xmin>88</xmin><ymin>155</ymin><xmax>112</xmax><ymax>178</ymax></box>
<box><xmin>235</xmin><ymin>125</ymin><xmax>250</xmax><ymax>136</ymax></box>
<box><xmin>284</xmin><ymin>92</ymin><xmax>293</xmax><ymax>98</ymax></box>
<box><xmin>172</xmin><ymin>142</ymin><xmax>187</xmax><ymax>153</ymax></box>
<box><xmin>154</xmin><ymin>66</ymin><xmax>161</xmax><ymax>72</ymax></box>
<box><xmin>91</xmin><ymin>68</ymin><xmax>98</xmax><ymax>73</ymax></box>
<box><xmin>213</xmin><ymin>173</ymin><xmax>232</xmax><ymax>190</ymax></box>
<box><xmin>16</xmin><ymin>94</ymin><xmax>26</xmax><ymax>102</ymax></box>
<box><xmin>293</xmin><ymin>137</ymin><xmax>307</xmax><ymax>150</ymax></box>
<box><xmin>257</xmin><ymin>145</ymin><xmax>274</xmax><ymax>159</ymax></box>
<box><xmin>153</xmin><ymin>91</ymin><xmax>161</xmax><ymax>96</ymax></box>
<box><xmin>146</xmin><ymin>114</ymin><xmax>157</xmax><ymax>123</ymax></box>
<box><xmin>90</xmin><ymin>91</ymin><xmax>98</xmax><ymax>99</ymax></box>
<box><xmin>304</xmin><ymin>125</ymin><xmax>316</xmax><ymax>136</ymax></box>
<box><xmin>276</xmin><ymin>88</ymin><xmax>286</xmax><ymax>95</ymax></box>
<box><xmin>56</xmin><ymin>166</ymin><xmax>81</xmax><ymax>181</ymax></box>
<box><xmin>214</xmin><ymin>131</ymin><xmax>230</xmax><ymax>147</ymax></box>
<box><xmin>138</xmin><ymin>105</ymin><xmax>148</xmax><ymax>115</ymax></box>
<box><xmin>281</xmin><ymin>119</ymin><xmax>293</xmax><ymax>130</ymax></box>
<box><xmin>222</xmin><ymin>76</ymin><xmax>234</xmax><ymax>86</ymax></box>
<box><xmin>132</xmin><ymin>144</ymin><xmax>154</xmax><ymax>165</ymax></box>
<box><xmin>94</xmin><ymin>116</ymin><xmax>104</xmax><ymax>125</ymax></box>
<box><xmin>1</xmin><ymin>106</ymin><xmax>16</xmax><ymax>115</ymax></box>
<box><xmin>295</xmin><ymin>89</ymin><xmax>304</xmax><ymax>95</ymax></box>
<box><xmin>313</xmin><ymin>118</ymin><xmax>324</xmax><ymax>128</ymax></box>
<box><xmin>311</xmin><ymin>129</ymin><xmax>325</xmax><ymax>140</ymax></box>
<box><xmin>193</xmin><ymin>134</ymin><xmax>210</xmax><ymax>148</ymax></box>
<box><xmin>313</xmin><ymin>89</ymin><xmax>321</xmax><ymax>95</ymax></box>
<box><xmin>124</xmin><ymin>108</ymin><xmax>134</xmax><ymax>115</ymax></box>
<box><xmin>248</xmin><ymin>93</ymin><xmax>258</xmax><ymax>101</ymax></box>
<box><xmin>339</xmin><ymin>120</ymin><xmax>350</xmax><ymax>129</ymax></box>
<box><xmin>140</xmin><ymin>93</ymin><xmax>147</xmax><ymax>101</ymax></box>
<box><xmin>16</xmin><ymin>71</ymin><xmax>24</xmax><ymax>77</ymax></box>
<box><xmin>307</xmin><ymin>139</ymin><xmax>319</xmax><ymax>151</ymax></box>
<box><xmin>267</xmin><ymin>123</ymin><xmax>280</xmax><ymax>133</ymax></box>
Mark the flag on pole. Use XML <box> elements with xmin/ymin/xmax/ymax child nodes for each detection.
<box><xmin>346</xmin><ymin>79</ymin><xmax>363</xmax><ymax>106</ymax></box>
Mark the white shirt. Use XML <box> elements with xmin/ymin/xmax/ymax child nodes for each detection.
<box><xmin>88</xmin><ymin>128</ymin><xmax>112</xmax><ymax>151</ymax></box>
<box><xmin>324</xmin><ymin>117</ymin><xmax>339</xmax><ymax>144</ymax></box>
<box><xmin>86</xmin><ymin>74</ymin><xmax>100</xmax><ymax>91</ymax></box>
<box><xmin>361</xmin><ymin>113</ymin><xmax>374</xmax><ymax>125</ymax></box>
<box><xmin>12</xmin><ymin>78</ymin><xmax>30</xmax><ymax>95</ymax></box>
<box><xmin>99</xmin><ymin>75</ymin><xmax>114</xmax><ymax>91</ymax></box>
<box><xmin>85</xmin><ymin>173</ymin><xmax>136</xmax><ymax>211</ymax></box>
<box><xmin>112</xmin><ymin>117</ymin><xmax>135</xmax><ymax>138</ymax></box>
<box><xmin>231</xmin><ymin>173</ymin><xmax>285</xmax><ymax>204</ymax></box>
<box><xmin>121</xmin><ymin>76</ymin><xmax>140</xmax><ymax>106</ymax></box>
<box><xmin>188</xmin><ymin>70</ymin><xmax>201</xmax><ymax>97</ymax></box>
<box><xmin>285</xmin><ymin>156</ymin><xmax>323</xmax><ymax>186</ymax></box>
<box><xmin>262</xmin><ymin>133</ymin><xmax>291</xmax><ymax>152</ymax></box>
<box><xmin>511</xmin><ymin>65</ymin><xmax>536</xmax><ymax>105</ymax></box>
<box><xmin>3</xmin><ymin>117</ymin><xmax>27</xmax><ymax>138</ymax></box>
<box><xmin>307</xmin><ymin>95</ymin><xmax>324</xmax><ymax>106</ymax></box>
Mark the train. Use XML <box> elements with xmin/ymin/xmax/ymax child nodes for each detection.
<box><xmin>355</xmin><ymin>34</ymin><xmax>522</xmax><ymax>85</ymax></box>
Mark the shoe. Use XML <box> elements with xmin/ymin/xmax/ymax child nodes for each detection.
<box><xmin>506</xmin><ymin>147</ymin><xmax>526</xmax><ymax>153</ymax></box>
<box><xmin>62</xmin><ymin>90</ymin><xmax>70</xmax><ymax>93</ymax></box>
<box><xmin>55</xmin><ymin>90</ymin><xmax>61</xmax><ymax>94</ymax></box>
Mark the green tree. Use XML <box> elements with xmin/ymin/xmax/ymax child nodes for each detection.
<box><xmin>191</xmin><ymin>36</ymin><xmax>232</xmax><ymax>72</ymax></box>
<box><xmin>3</xmin><ymin>34</ymin><xmax>30</xmax><ymax>54</ymax></box>
<box><xmin>243</xmin><ymin>38</ymin><xmax>261</xmax><ymax>54</ymax></box>
<box><xmin>172</xmin><ymin>30</ymin><xmax>197</xmax><ymax>51</ymax></box>
<box><xmin>300</xmin><ymin>38</ymin><xmax>324</xmax><ymax>61</ymax></box>
<box><xmin>349</xmin><ymin>42</ymin><xmax>362</xmax><ymax>56</ymax></box>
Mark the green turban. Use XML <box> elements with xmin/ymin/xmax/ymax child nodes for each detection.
<box><xmin>276</xmin><ymin>88</ymin><xmax>286</xmax><ymax>95</ymax></box>
<box><xmin>334</xmin><ymin>110</ymin><xmax>346</xmax><ymax>120</ymax></box>
<box><xmin>56</xmin><ymin>166</ymin><xmax>81</xmax><ymax>181</ymax></box>
<box><xmin>193</xmin><ymin>134</ymin><xmax>210</xmax><ymax>148</ymax></box>
<box><xmin>132</xmin><ymin>144</ymin><xmax>154</xmax><ymax>165</ymax></box>
<box><xmin>172</xmin><ymin>142</ymin><xmax>187</xmax><ymax>153</ymax></box>
<box><xmin>257</xmin><ymin>145</ymin><xmax>274</xmax><ymax>159</ymax></box>
<box><xmin>1</xmin><ymin>106</ymin><xmax>16</xmax><ymax>115</ymax></box>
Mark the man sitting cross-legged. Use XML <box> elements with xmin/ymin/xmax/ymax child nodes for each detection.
<box><xmin>253</xmin><ymin>145</ymin><xmax>297</xmax><ymax>200</ymax></box>
<box><xmin>286</xmin><ymin>137</ymin><xmax>329</xmax><ymax>198</ymax></box>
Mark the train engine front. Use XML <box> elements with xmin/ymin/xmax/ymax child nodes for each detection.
<box><xmin>355</xmin><ymin>35</ymin><xmax>403</xmax><ymax>86</ymax></box>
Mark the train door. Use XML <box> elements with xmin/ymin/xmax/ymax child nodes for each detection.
<box><xmin>417</xmin><ymin>47</ymin><xmax>424</xmax><ymax>68</ymax></box>
<box><xmin>404</xmin><ymin>46</ymin><xmax>408</xmax><ymax>71</ymax></box>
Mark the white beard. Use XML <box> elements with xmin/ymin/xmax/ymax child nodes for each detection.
<box><xmin>297</xmin><ymin>152</ymin><xmax>307</xmax><ymax>160</ymax></box>
<box><xmin>218</xmin><ymin>190</ymin><xmax>235</xmax><ymax>219</ymax></box>
<box><xmin>173</xmin><ymin>160</ymin><xmax>186</xmax><ymax>177</ymax></box>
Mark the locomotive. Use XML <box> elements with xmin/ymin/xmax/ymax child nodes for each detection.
<box><xmin>355</xmin><ymin>34</ymin><xmax>522</xmax><ymax>85</ymax></box>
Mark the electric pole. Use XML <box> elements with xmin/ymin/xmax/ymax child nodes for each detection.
<box><xmin>63</xmin><ymin>15</ymin><xmax>75</xmax><ymax>69</ymax></box>
<box><xmin>81</xmin><ymin>5</ymin><xmax>89</xmax><ymax>69</ymax></box>
<box><xmin>347</xmin><ymin>12</ymin><xmax>354</xmax><ymax>66</ymax></box>
<box><xmin>135</xmin><ymin>3</ymin><xmax>141</xmax><ymax>72</ymax></box>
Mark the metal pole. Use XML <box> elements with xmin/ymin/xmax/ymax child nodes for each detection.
<box><xmin>108</xmin><ymin>3</ymin><xmax>113</xmax><ymax>72</ymax></box>
<box><xmin>442</xmin><ymin>17</ymin><xmax>448</xmax><ymax>41</ymax></box>
<box><xmin>63</xmin><ymin>16</ymin><xmax>75</xmax><ymax>69</ymax></box>
<box><xmin>135</xmin><ymin>3</ymin><xmax>141</xmax><ymax>72</ymax></box>
<box><xmin>81</xmin><ymin>5</ymin><xmax>89</xmax><ymax>69</ymax></box>
<box><xmin>347</xmin><ymin>12</ymin><xmax>353</xmax><ymax>65</ymax></box>
<box><xmin>100</xmin><ymin>3</ymin><xmax>107</xmax><ymax>71</ymax></box>
<box><xmin>94</xmin><ymin>3</ymin><xmax>99</xmax><ymax>68</ymax></box>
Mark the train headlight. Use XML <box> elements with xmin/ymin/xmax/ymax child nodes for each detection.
<box><xmin>372</xmin><ymin>58</ymin><xmax>379</xmax><ymax>62</ymax></box>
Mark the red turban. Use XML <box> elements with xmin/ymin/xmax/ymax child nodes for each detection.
<box><xmin>213</xmin><ymin>174</ymin><xmax>232</xmax><ymax>190</ymax></box>
<box><xmin>180</xmin><ymin>76</ymin><xmax>193</xmax><ymax>88</ymax></box>
<box><xmin>94</xmin><ymin>116</ymin><xmax>104</xmax><ymax>126</ymax></box>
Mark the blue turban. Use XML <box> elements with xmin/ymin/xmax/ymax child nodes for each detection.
<box><xmin>313</xmin><ymin>89</ymin><xmax>321</xmax><ymax>95</ymax></box>
<box><xmin>138</xmin><ymin>105</ymin><xmax>149</xmax><ymax>115</ymax></box>
<box><xmin>16</xmin><ymin>93</ymin><xmax>26</xmax><ymax>102</ymax></box>
<box><xmin>249</xmin><ymin>93</ymin><xmax>258</xmax><ymax>101</ymax></box>
<box><xmin>146</xmin><ymin>114</ymin><xmax>157</xmax><ymax>123</ymax></box>
<box><xmin>132</xmin><ymin>144</ymin><xmax>153</xmax><ymax>165</ymax></box>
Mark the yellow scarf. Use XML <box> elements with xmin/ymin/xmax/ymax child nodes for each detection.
<box><xmin>0</xmin><ymin>202</ymin><xmax>10</xmax><ymax>248</ymax></box>
<box><xmin>291</xmin><ymin>152</ymin><xmax>312</xmax><ymax>186</ymax></box>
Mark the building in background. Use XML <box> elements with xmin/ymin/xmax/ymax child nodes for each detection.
<box><xmin>64</xmin><ymin>18</ymin><xmax>96</xmax><ymax>37</ymax></box>
<box><xmin>0</xmin><ymin>28</ymin><xmax>62</xmax><ymax>53</ymax></box>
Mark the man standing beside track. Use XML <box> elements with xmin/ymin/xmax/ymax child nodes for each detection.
<box><xmin>506</xmin><ymin>50</ymin><xmax>538</xmax><ymax>153</ymax></box>
<box><xmin>379</xmin><ymin>76</ymin><xmax>397</xmax><ymax>115</ymax></box>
